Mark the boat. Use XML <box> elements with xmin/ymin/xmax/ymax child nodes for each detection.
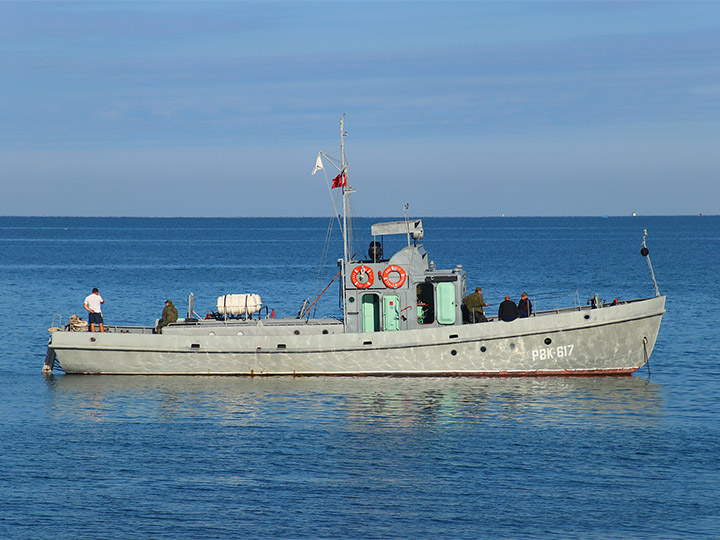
<box><xmin>43</xmin><ymin>117</ymin><xmax>665</xmax><ymax>376</ymax></box>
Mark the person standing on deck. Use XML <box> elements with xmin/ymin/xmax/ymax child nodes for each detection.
<box><xmin>518</xmin><ymin>292</ymin><xmax>532</xmax><ymax>318</ymax></box>
<box><xmin>463</xmin><ymin>287</ymin><xmax>488</xmax><ymax>323</ymax></box>
<box><xmin>83</xmin><ymin>287</ymin><xmax>105</xmax><ymax>332</ymax></box>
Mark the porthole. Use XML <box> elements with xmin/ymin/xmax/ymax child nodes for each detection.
<box><xmin>348</xmin><ymin>296</ymin><xmax>355</xmax><ymax>303</ymax></box>
<box><xmin>509</xmin><ymin>343</ymin><xmax>516</xmax><ymax>350</ymax></box>
<box><xmin>322</xmin><ymin>329</ymin><xmax>329</xmax><ymax>335</ymax></box>
<box><xmin>294</xmin><ymin>330</ymin><xmax>300</xmax><ymax>335</ymax></box>
<box><xmin>480</xmin><ymin>346</ymin><xmax>487</xmax><ymax>353</ymax></box>
<box><xmin>544</xmin><ymin>338</ymin><xmax>552</xmax><ymax>345</ymax></box>
<box><xmin>584</xmin><ymin>314</ymin><xmax>590</xmax><ymax>320</ymax></box>
<box><xmin>451</xmin><ymin>349</ymin><xmax>457</xmax><ymax>356</ymax></box>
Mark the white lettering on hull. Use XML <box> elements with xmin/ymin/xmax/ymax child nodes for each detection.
<box><xmin>531</xmin><ymin>344</ymin><xmax>574</xmax><ymax>361</ymax></box>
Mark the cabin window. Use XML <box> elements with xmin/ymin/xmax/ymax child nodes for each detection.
<box><xmin>416</xmin><ymin>283</ymin><xmax>435</xmax><ymax>324</ymax></box>
<box><xmin>436</xmin><ymin>282</ymin><xmax>456</xmax><ymax>325</ymax></box>
<box><xmin>362</xmin><ymin>294</ymin><xmax>381</xmax><ymax>332</ymax></box>
<box><xmin>383</xmin><ymin>294</ymin><xmax>400</xmax><ymax>331</ymax></box>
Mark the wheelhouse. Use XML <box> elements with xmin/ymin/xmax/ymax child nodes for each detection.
<box><xmin>343</xmin><ymin>220</ymin><xmax>467</xmax><ymax>334</ymax></box>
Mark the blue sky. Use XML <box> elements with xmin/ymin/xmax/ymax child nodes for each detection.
<box><xmin>1</xmin><ymin>1</ymin><xmax>719</xmax><ymax>217</ymax></box>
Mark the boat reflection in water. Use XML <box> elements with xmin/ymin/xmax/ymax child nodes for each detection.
<box><xmin>44</xmin><ymin>373</ymin><xmax>662</xmax><ymax>428</ymax></box>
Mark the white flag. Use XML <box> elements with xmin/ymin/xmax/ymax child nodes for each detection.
<box><xmin>311</xmin><ymin>155</ymin><xmax>324</xmax><ymax>175</ymax></box>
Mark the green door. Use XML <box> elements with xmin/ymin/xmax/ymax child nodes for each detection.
<box><xmin>436</xmin><ymin>282</ymin><xmax>456</xmax><ymax>325</ymax></box>
<box><xmin>383</xmin><ymin>294</ymin><xmax>400</xmax><ymax>331</ymax></box>
<box><xmin>362</xmin><ymin>294</ymin><xmax>381</xmax><ymax>332</ymax></box>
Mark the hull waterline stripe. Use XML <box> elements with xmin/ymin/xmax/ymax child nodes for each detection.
<box><xmin>60</xmin><ymin>368</ymin><xmax>639</xmax><ymax>377</ymax></box>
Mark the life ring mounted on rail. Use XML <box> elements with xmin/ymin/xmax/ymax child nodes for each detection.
<box><xmin>381</xmin><ymin>265</ymin><xmax>407</xmax><ymax>289</ymax></box>
<box><xmin>350</xmin><ymin>265</ymin><xmax>375</xmax><ymax>289</ymax></box>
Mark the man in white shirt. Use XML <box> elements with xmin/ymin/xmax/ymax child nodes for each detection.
<box><xmin>83</xmin><ymin>287</ymin><xmax>105</xmax><ymax>332</ymax></box>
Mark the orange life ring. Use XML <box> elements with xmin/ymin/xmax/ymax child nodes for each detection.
<box><xmin>381</xmin><ymin>265</ymin><xmax>407</xmax><ymax>289</ymax></box>
<box><xmin>350</xmin><ymin>265</ymin><xmax>374</xmax><ymax>289</ymax></box>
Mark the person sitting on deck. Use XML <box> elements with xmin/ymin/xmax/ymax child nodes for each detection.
<box><xmin>498</xmin><ymin>296</ymin><xmax>519</xmax><ymax>322</ymax></box>
<box><xmin>156</xmin><ymin>300</ymin><xmax>178</xmax><ymax>334</ymax></box>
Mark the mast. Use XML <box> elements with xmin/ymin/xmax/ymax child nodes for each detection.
<box><xmin>341</xmin><ymin>114</ymin><xmax>348</xmax><ymax>264</ymax></box>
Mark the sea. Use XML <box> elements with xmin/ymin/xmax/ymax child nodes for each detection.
<box><xmin>0</xmin><ymin>215</ymin><xmax>718</xmax><ymax>540</ymax></box>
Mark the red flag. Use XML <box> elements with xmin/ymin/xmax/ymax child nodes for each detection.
<box><xmin>331</xmin><ymin>170</ymin><xmax>347</xmax><ymax>189</ymax></box>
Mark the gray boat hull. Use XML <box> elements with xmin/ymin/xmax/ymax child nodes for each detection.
<box><xmin>48</xmin><ymin>296</ymin><xmax>665</xmax><ymax>376</ymax></box>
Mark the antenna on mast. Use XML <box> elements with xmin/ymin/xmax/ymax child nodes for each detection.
<box><xmin>404</xmin><ymin>203</ymin><xmax>411</xmax><ymax>247</ymax></box>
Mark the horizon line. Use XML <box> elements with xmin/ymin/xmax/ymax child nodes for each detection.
<box><xmin>0</xmin><ymin>214</ymin><xmax>714</xmax><ymax>219</ymax></box>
